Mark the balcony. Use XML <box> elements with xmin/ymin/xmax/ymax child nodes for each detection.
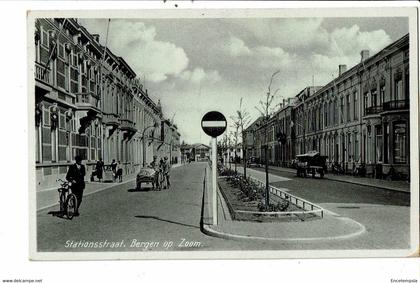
<box><xmin>383</xmin><ymin>100</ymin><xmax>409</xmax><ymax>111</ymax></box>
<box><xmin>120</xmin><ymin>118</ymin><xmax>137</xmax><ymax>133</ymax></box>
<box><xmin>35</xmin><ymin>62</ymin><xmax>52</xmax><ymax>86</ymax></box>
<box><xmin>365</xmin><ymin>105</ymin><xmax>383</xmax><ymax>115</ymax></box>
<box><xmin>102</xmin><ymin>113</ymin><xmax>120</xmax><ymax>127</ymax></box>
<box><xmin>76</xmin><ymin>92</ymin><xmax>100</xmax><ymax>113</ymax></box>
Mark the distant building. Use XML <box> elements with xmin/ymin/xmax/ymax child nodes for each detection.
<box><xmin>180</xmin><ymin>143</ymin><xmax>210</xmax><ymax>162</ymax></box>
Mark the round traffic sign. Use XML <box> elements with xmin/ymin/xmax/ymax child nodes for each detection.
<box><xmin>201</xmin><ymin>111</ymin><xmax>227</xmax><ymax>138</ymax></box>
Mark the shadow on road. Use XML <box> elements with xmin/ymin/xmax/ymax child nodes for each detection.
<box><xmin>135</xmin><ymin>215</ymin><xmax>200</xmax><ymax>229</ymax></box>
<box><xmin>127</xmin><ymin>188</ymin><xmax>150</xmax><ymax>192</ymax></box>
<box><xmin>47</xmin><ymin>210</ymin><xmax>72</xmax><ymax>220</ymax></box>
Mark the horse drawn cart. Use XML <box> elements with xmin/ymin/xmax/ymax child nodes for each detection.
<box><xmin>295</xmin><ymin>151</ymin><xmax>327</xmax><ymax>178</ymax></box>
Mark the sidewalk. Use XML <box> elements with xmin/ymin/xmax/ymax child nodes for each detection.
<box><xmin>201</xmin><ymin>165</ymin><xmax>366</xmax><ymax>242</ymax></box>
<box><xmin>37</xmin><ymin>172</ymin><xmax>138</xmax><ymax>211</ymax></box>
<box><xmin>265</xmin><ymin>165</ymin><xmax>410</xmax><ymax>193</ymax></box>
<box><xmin>37</xmin><ymin>163</ymin><xmax>187</xmax><ymax>211</ymax></box>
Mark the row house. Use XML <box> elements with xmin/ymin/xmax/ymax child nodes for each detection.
<box><xmin>243</xmin><ymin>117</ymin><xmax>264</xmax><ymax>162</ymax></box>
<box><xmin>245</xmin><ymin>34</ymin><xmax>410</xmax><ymax>178</ymax></box>
<box><xmin>157</xmin><ymin>118</ymin><xmax>182</xmax><ymax>165</ymax></box>
<box><xmin>34</xmin><ymin>18</ymin><xmax>177</xmax><ymax>190</ymax></box>
<box><xmin>272</xmin><ymin>98</ymin><xmax>298</xmax><ymax>167</ymax></box>
<box><xmin>297</xmin><ymin>34</ymin><xmax>409</xmax><ymax>177</ymax></box>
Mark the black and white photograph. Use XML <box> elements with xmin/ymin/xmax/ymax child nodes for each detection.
<box><xmin>28</xmin><ymin>7</ymin><xmax>419</xmax><ymax>260</ymax></box>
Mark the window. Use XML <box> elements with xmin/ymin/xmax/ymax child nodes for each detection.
<box><xmin>41</xmin><ymin>30</ymin><xmax>49</xmax><ymax>48</ymax></box>
<box><xmin>363</xmin><ymin>92</ymin><xmax>369</xmax><ymax>115</ymax></box>
<box><xmin>340</xmin><ymin>97</ymin><xmax>344</xmax><ymax>124</ymax></box>
<box><xmin>353</xmin><ymin>91</ymin><xmax>358</xmax><ymax>120</ymax></box>
<box><xmin>375</xmin><ymin>126</ymin><xmax>383</xmax><ymax>163</ymax></box>
<box><xmin>405</xmin><ymin>70</ymin><xmax>409</xmax><ymax>100</ymax></box>
<box><xmin>395</xmin><ymin>77</ymin><xmax>403</xmax><ymax>101</ymax></box>
<box><xmin>324</xmin><ymin>104</ymin><xmax>328</xmax><ymax>127</ymax></box>
<box><xmin>393</xmin><ymin>123</ymin><xmax>407</xmax><ymax>164</ymax></box>
<box><xmin>371</xmin><ymin>89</ymin><xmax>377</xmax><ymax>107</ymax></box>
<box><xmin>354</xmin><ymin>133</ymin><xmax>359</xmax><ymax>162</ymax></box>
<box><xmin>347</xmin><ymin>133</ymin><xmax>352</xmax><ymax>161</ymax></box>
<box><xmin>384</xmin><ymin>123</ymin><xmax>389</xmax><ymax>163</ymax></box>
<box><xmin>58</xmin><ymin>43</ymin><xmax>65</xmax><ymax>59</ymax></box>
<box><xmin>329</xmin><ymin>101</ymin><xmax>334</xmax><ymax>126</ymax></box>
<box><xmin>380</xmin><ymin>85</ymin><xmax>385</xmax><ymax>106</ymax></box>
<box><xmin>334</xmin><ymin>100</ymin><xmax>338</xmax><ymax>125</ymax></box>
<box><xmin>346</xmin><ymin>94</ymin><xmax>351</xmax><ymax>122</ymax></box>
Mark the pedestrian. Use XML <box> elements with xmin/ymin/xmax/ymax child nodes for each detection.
<box><xmin>90</xmin><ymin>158</ymin><xmax>104</xmax><ymax>182</ymax></box>
<box><xmin>65</xmin><ymin>155</ymin><xmax>86</xmax><ymax>216</ymax></box>
<box><xmin>111</xmin><ymin>159</ymin><xmax>117</xmax><ymax>181</ymax></box>
<box><xmin>149</xmin><ymin>156</ymin><xmax>158</xmax><ymax>190</ymax></box>
<box><xmin>116</xmin><ymin>161</ymin><xmax>123</xmax><ymax>182</ymax></box>
<box><xmin>163</xmin><ymin>156</ymin><xmax>171</xmax><ymax>189</ymax></box>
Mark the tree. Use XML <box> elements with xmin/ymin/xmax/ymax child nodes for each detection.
<box><xmin>254</xmin><ymin>70</ymin><xmax>281</xmax><ymax>207</ymax></box>
<box><xmin>231</xmin><ymin>98</ymin><xmax>251</xmax><ymax>178</ymax></box>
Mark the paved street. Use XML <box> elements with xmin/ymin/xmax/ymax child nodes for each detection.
<box><xmin>37</xmin><ymin>162</ymin><xmax>411</xmax><ymax>252</ymax></box>
<box><xmin>38</xmin><ymin>162</ymin><xmax>254</xmax><ymax>252</ymax></box>
<box><xmin>255</xmin><ymin>166</ymin><xmax>411</xmax><ymax>249</ymax></box>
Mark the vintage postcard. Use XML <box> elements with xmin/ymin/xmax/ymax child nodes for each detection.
<box><xmin>28</xmin><ymin>7</ymin><xmax>419</xmax><ymax>260</ymax></box>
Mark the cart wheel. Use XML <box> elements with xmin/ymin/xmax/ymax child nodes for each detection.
<box><xmin>66</xmin><ymin>193</ymin><xmax>77</xmax><ymax>220</ymax></box>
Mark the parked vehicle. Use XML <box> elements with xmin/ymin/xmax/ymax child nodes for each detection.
<box><xmin>247</xmin><ymin>156</ymin><xmax>262</xmax><ymax>168</ymax></box>
<box><xmin>102</xmin><ymin>165</ymin><xmax>116</xmax><ymax>182</ymax></box>
<box><xmin>295</xmin><ymin>151</ymin><xmax>327</xmax><ymax>178</ymax></box>
<box><xmin>136</xmin><ymin>168</ymin><xmax>156</xmax><ymax>191</ymax></box>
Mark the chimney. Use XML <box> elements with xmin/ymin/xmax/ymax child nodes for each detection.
<box><xmin>360</xmin><ymin>50</ymin><xmax>370</xmax><ymax>62</ymax></box>
<box><xmin>92</xmin><ymin>34</ymin><xmax>100</xmax><ymax>43</ymax></box>
<box><xmin>339</xmin><ymin>64</ymin><xmax>347</xmax><ymax>76</ymax></box>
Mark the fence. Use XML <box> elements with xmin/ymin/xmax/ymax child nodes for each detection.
<box><xmin>236</xmin><ymin>174</ymin><xmax>324</xmax><ymax>219</ymax></box>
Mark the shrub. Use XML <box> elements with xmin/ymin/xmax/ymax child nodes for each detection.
<box><xmin>257</xmin><ymin>198</ymin><xmax>290</xmax><ymax>212</ymax></box>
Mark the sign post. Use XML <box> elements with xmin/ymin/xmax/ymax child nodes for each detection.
<box><xmin>201</xmin><ymin>111</ymin><xmax>227</xmax><ymax>226</ymax></box>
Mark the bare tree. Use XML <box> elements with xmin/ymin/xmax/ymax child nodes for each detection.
<box><xmin>231</xmin><ymin>98</ymin><xmax>251</xmax><ymax>178</ymax></box>
<box><xmin>231</xmin><ymin>121</ymin><xmax>240</xmax><ymax>173</ymax></box>
<box><xmin>254</xmin><ymin>70</ymin><xmax>281</xmax><ymax>207</ymax></box>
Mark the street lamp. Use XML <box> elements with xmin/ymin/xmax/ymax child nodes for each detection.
<box><xmin>141</xmin><ymin>122</ymin><xmax>158</xmax><ymax>167</ymax></box>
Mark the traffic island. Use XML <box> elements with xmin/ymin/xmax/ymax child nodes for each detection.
<box><xmin>202</xmin><ymin>165</ymin><xmax>367</xmax><ymax>242</ymax></box>
<box><xmin>218</xmin><ymin>168</ymin><xmax>323</xmax><ymax>223</ymax></box>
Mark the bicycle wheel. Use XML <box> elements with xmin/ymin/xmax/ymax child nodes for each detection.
<box><xmin>59</xmin><ymin>190</ymin><xmax>66</xmax><ymax>213</ymax></box>
<box><xmin>65</xmin><ymin>193</ymin><xmax>78</xmax><ymax>220</ymax></box>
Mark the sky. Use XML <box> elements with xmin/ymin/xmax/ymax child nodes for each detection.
<box><xmin>79</xmin><ymin>17</ymin><xmax>408</xmax><ymax>145</ymax></box>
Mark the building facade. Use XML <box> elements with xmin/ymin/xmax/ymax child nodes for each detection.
<box><xmin>245</xmin><ymin>34</ymin><xmax>410</xmax><ymax>179</ymax></box>
<box><xmin>34</xmin><ymin>18</ymin><xmax>180</xmax><ymax>190</ymax></box>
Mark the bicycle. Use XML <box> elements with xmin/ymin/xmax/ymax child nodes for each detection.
<box><xmin>56</xmin><ymin>179</ymin><xmax>78</xmax><ymax>220</ymax></box>
<box><xmin>156</xmin><ymin>169</ymin><xmax>168</xmax><ymax>190</ymax></box>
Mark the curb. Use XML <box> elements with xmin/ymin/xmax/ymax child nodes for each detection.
<box><xmin>201</xmin><ymin>216</ymin><xmax>366</xmax><ymax>242</ymax></box>
<box><xmin>323</xmin><ymin>177</ymin><xmax>410</xmax><ymax>193</ymax></box>
<box><xmin>203</xmin><ymin>174</ymin><xmax>367</xmax><ymax>242</ymax></box>
<box><xmin>262</xmin><ymin>166</ymin><xmax>410</xmax><ymax>194</ymax></box>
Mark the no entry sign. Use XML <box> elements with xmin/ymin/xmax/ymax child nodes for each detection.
<box><xmin>201</xmin><ymin>111</ymin><xmax>227</xmax><ymax>138</ymax></box>
<box><xmin>201</xmin><ymin>111</ymin><xmax>226</xmax><ymax>226</ymax></box>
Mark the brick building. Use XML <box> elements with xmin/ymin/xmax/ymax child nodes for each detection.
<box><xmin>34</xmin><ymin>18</ymin><xmax>180</xmax><ymax>190</ymax></box>
<box><xmin>245</xmin><ymin>34</ymin><xmax>410</xmax><ymax>179</ymax></box>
